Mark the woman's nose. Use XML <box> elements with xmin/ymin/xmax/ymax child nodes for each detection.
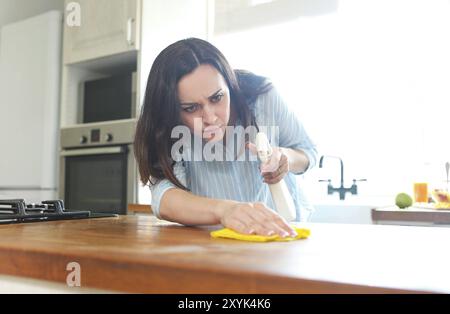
<box><xmin>202</xmin><ymin>104</ymin><xmax>217</xmax><ymax>124</ymax></box>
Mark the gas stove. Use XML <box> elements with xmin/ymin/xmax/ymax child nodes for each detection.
<box><xmin>0</xmin><ymin>199</ymin><xmax>118</xmax><ymax>225</ymax></box>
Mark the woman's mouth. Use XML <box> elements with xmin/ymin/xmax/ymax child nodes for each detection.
<box><xmin>203</xmin><ymin>125</ymin><xmax>222</xmax><ymax>139</ymax></box>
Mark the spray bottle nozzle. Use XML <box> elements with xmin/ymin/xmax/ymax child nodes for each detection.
<box><xmin>255</xmin><ymin>133</ymin><xmax>273</xmax><ymax>163</ymax></box>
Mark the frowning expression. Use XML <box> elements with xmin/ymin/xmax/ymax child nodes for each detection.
<box><xmin>177</xmin><ymin>64</ymin><xmax>231</xmax><ymax>142</ymax></box>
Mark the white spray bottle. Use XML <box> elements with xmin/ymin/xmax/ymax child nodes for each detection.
<box><xmin>255</xmin><ymin>132</ymin><xmax>296</xmax><ymax>222</ymax></box>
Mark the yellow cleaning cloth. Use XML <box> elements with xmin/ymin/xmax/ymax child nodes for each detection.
<box><xmin>210</xmin><ymin>226</ymin><xmax>310</xmax><ymax>242</ymax></box>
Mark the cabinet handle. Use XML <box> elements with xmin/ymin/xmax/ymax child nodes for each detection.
<box><xmin>127</xmin><ymin>17</ymin><xmax>135</xmax><ymax>46</ymax></box>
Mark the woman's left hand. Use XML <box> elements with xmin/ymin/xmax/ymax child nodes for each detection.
<box><xmin>247</xmin><ymin>143</ymin><xmax>289</xmax><ymax>184</ymax></box>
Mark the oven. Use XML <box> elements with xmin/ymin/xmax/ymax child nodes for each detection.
<box><xmin>59</xmin><ymin>119</ymin><xmax>137</xmax><ymax>214</ymax></box>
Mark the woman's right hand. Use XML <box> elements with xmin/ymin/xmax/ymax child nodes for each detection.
<box><xmin>219</xmin><ymin>202</ymin><xmax>297</xmax><ymax>238</ymax></box>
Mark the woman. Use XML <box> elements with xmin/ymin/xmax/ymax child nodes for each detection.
<box><xmin>134</xmin><ymin>38</ymin><xmax>317</xmax><ymax>238</ymax></box>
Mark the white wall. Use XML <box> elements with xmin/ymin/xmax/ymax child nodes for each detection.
<box><xmin>0</xmin><ymin>0</ymin><xmax>64</xmax><ymax>46</ymax></box>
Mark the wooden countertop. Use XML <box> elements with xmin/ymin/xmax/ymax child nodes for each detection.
<box><xmin>1</xmin><ymin>215</ymin><xmax>450</xmax><ymax>293</ymax></box>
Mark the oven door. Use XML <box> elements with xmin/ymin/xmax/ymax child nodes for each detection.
<box><xmin>59</xmin><ymin>145</ymin><xmax>136</xmax><ymax>214</ymax></box>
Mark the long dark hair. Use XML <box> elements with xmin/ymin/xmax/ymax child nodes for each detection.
<box><xmin>134</xmin><ymin>38</ymin><xmax>272</xmax><ymax>189</ymax></box>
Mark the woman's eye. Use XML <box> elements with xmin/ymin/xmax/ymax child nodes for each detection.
<box><xmin>210</xmin><ymin>93</ymin><xmax>224</xmax><ymax>103</ymax></box>
<box><xmin>183</xmin><ymin>105</ymin><xmax>198</xmax><ymax>113</ymax></box>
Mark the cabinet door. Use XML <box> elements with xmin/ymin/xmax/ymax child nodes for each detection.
<box><xmin>63</xmin><ymin>0</ymin><xmax>139</xmax><ymax>64</ymax></box>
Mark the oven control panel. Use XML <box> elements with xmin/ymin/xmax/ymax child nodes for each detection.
<box><xmin>90</xmin><ymin>129</ymin><xmax>100</xmax><ymax>143</ymax></box>
<box><xmin>60</xmin><ymin>119</ymin><xmax>136</xmax><ymax>149</ymax></box>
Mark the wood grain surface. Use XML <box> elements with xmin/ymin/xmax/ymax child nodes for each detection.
<box><xmin>0</xmin><ymin>216</ymin><xmax>449</xmax><ymax>293</ymax></box>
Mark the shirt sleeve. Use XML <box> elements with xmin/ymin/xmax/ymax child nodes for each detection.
<box><xmin>150</xmin><ymin>162</ymin><xmax>187</xmax><ymax>219</ymax></box>
<box><xmin>257</xmin><ymin>87</ymin><xmax>318</xmax><ymax>174</ymax></box>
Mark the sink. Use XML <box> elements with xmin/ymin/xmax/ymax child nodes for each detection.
<box><xmin>309</xmin><ymin>204</ymin><xmax>375</xmax><ymax>224</ymax></box>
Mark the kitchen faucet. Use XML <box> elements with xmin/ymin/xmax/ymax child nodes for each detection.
<box><xmin>318</xmin><ymin>155</ymin><xmax>366</xmax><ymax>200</ymax></box>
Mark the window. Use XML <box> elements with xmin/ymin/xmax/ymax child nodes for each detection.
<box><xmin>212</xmin><ymin>0</ymin><xmax>450</xmax><ymax>201</ymax></box>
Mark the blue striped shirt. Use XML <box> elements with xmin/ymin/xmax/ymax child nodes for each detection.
<box><xmin>150</xmin><ymin>87</ymin><xmax>318</xmax><ymax>221</ymax></box>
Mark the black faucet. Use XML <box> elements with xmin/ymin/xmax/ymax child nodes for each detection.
<box><xmin>318</xmin><ymin>155</ymin><xmax>366</xmax><ymax>200</ymax></box>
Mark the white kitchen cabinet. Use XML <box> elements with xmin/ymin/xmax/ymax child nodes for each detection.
<box><xmin>0</xmin><ymin>11</ymin><xmax>62</xmax><ymax>200</ymax></box>
<box><xmin>63</xmin><ymin>0</ymin><xmax>140</xmax><ymax>64</ymax></box>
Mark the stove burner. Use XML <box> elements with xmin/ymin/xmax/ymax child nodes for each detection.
<box><xmin>0</xmin><ymin>199</ymin><xmax>117</xmax><ymax>224</ymax></box>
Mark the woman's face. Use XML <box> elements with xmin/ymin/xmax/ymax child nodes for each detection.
<box><xmin>177</xmin><ymin>64</ymin><xmax>231</xmax><ymax>142</ymax></box>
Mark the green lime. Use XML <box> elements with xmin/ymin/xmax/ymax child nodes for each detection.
<box><xmin>395</xmin><ymin>193</ymin><xmax>413</xmax><ymax>209</ymax></box>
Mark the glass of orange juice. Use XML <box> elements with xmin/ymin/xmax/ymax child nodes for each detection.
<box><xmin>413</xmin><ymin>182</ymin><xmax>428</xmax><ymax>203</ymax></box>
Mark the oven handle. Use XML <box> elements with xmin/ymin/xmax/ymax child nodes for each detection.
<box><xmin>60</xmin><ymin>146</ymin><xmax>126</xmax><ymax>157</ymax></box>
